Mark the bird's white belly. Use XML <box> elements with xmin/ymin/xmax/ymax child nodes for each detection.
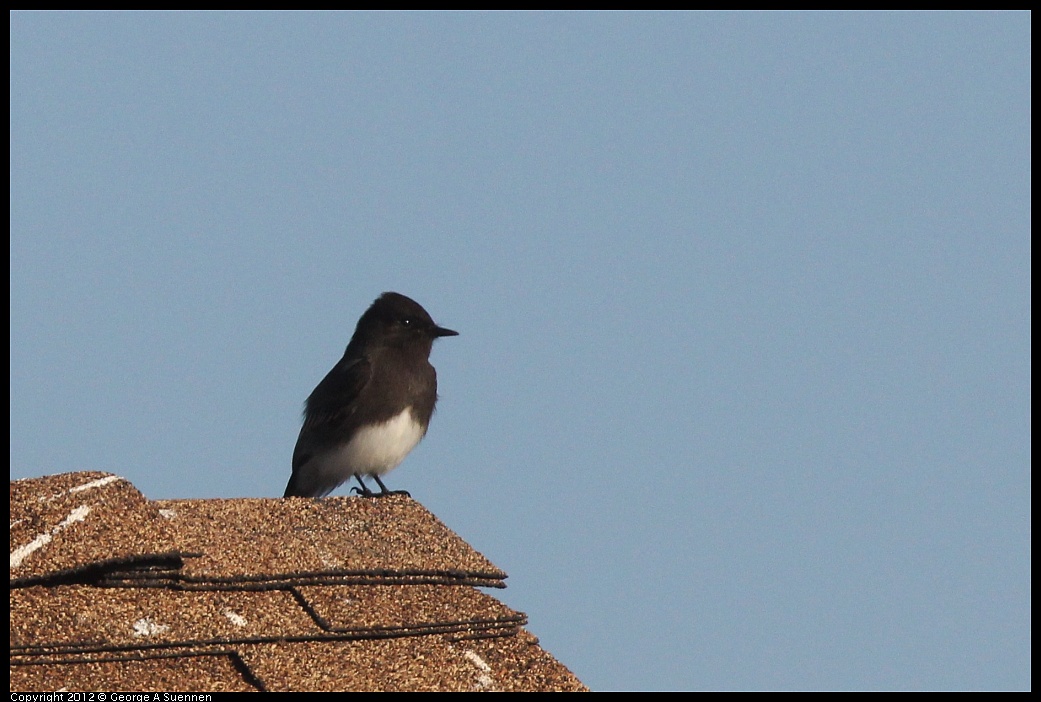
<box><xmin>328</xmin><ymin>408</ymin><xmax>426</xmax><ymax>477</ymax></box>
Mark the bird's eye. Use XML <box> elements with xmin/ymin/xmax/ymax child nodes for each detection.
<box><xmin>401</xmin><ymin>317</ymin><xmax>413</xmax><ymax>327</ymax></box>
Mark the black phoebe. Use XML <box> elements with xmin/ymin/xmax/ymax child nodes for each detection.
<box><xmin>283</xmin><ymin>292</ymin><xmax>458</xmax><ymax>498</ymax></box>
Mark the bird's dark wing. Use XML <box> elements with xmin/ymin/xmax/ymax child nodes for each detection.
<box><xmin>291</xmin><ymin>355</ymin><xmax>372</xmax><ymax>472</ymax></box>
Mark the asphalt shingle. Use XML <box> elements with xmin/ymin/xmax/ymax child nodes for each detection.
<box><xmin>9</xmin><ymin>472</ymin><xmax>586</xmax><ymax>692</ymax></box>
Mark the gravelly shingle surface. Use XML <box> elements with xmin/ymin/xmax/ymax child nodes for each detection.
<box><xmin>10</xmin><ymin>472</ymin><xmax>587</xmax><ymax>692</ymax></box>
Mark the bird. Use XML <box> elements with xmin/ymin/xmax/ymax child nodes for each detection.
<box><xmin>284</xmin><ymin>292</ymin><xmax>458</xmax><ymax>498</ymax></box>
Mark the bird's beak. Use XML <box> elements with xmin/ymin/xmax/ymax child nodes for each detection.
<box><xmin>433</xmin><ymin>326</ymin><xmax>459</xmax><ymax>338</ymax></box>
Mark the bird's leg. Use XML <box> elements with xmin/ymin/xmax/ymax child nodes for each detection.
<box><xmin>373</xmin><ymin>474</ymin><xmax>411</xmax><ymax>498</ymax></box>
<box><xmin>350</xmin><ymin>474</ymin><xmax>376</xmax><ymax>497</ymax></box>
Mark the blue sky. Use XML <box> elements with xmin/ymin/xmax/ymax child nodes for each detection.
<box><xmin>10</xmin><ymin>11</ymin><xmax>1030</xmax><ymax>691</ymax></box>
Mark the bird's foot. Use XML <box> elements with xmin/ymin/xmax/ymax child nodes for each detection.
<box><xmin>369</xmin><ymin>475</ymin><xmax>409</xmax><ymax>498</ymax></box>
<box><xmin>352</xmin><ymin>475</ymin><xmax>409</xmax><ymax>498</ymax></box>
<box><xmin>350</xmin><ymin>488</ymin><xmax>410</xmax><ymax>498</ymax></box>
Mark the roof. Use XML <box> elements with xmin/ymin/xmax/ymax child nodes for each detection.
<box><xmin>10</xmin><ymin>472</ymin><xmax>587</xmax><ymax>692</ymax></box>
